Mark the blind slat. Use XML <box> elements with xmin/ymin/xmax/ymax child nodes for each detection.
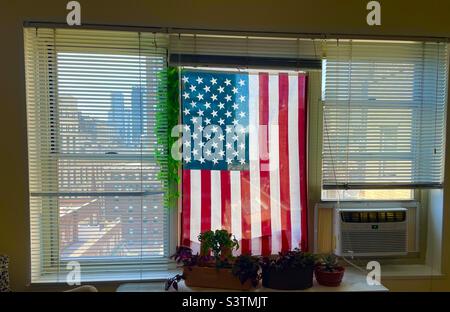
<box><xmin>322</xmin><ymin>40</ymin><xmax>448</xmax><ymax>189</ymax></box>
<box><xmin>169</xmin><ymin>34</ymin><xmax>322</xmax><ymax>60</ymax></box>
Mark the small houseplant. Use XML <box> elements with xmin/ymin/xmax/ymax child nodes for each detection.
<box><xmin>198</xmin><ymin>229</ymin><xmax>239</xmax><ymax>262</ymax></box>
<box><xmin>166</xmin><ymin>230</ymin><xmax>259</xmax><ymax>290</ymax></box>
<box><xmin>314</xmin><ymin>254</ymin><xmax>345</xmax><ymax>287</ymax></box>
<box><xmin>260</xmin><ymin>248</ymin><xmax>316</xmax><ymax>290</ymax></box>
<box><xmin>231</xmin><ymin>254</ymin><xmax>261</xmax><ymax>287</ymax></box>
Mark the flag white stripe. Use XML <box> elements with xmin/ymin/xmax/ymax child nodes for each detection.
<box><xmin>248</xmin><ymin>73</ymin><xmax>261</xmax><ymax>255</ymax></box>
<box><xmin>210</xmin><ymin>170</ymin><xmax>222</xmax><ymax>231</ymax></box>
<box><xmin>288</xmin><ymin>75</ymin><xmax>301</xmax><ymax>250</ymax></box>
<box><xmin>230</xmin><ymin>170</ymin><xmax>242</xmax><ymax>256</ymax></box>
<box><xmin>190</xmin><ymin>170</ymin><xmax>202</xmax><ymax>253</ymax></box>
<box><xmin>268</xmin><ymin>73</ymin><xmax>281</xmax><ymax>254</ymax></box>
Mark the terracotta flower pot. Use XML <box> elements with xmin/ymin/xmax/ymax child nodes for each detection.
<box><xmin>314</xmin><ymin>266</ymin><xmax>345</xmax><ymax>287</ymax></box>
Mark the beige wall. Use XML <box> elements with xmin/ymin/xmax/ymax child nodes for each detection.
<box><xmin>1</xmin><ymin>0</ymin><xmax>450</xmax><ymax>292</ymax></box>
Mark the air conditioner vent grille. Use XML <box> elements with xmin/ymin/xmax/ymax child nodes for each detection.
<box><xmin>341</xmin><ymin>211</ymin><xmax>406</xmax><ymax>223</ymax></box>
<box><xmin>342</xmin><ymin>231</ymin><xmax>407</xmax><ymax>254</ymax></box>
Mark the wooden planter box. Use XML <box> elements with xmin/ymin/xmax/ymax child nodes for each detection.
<box><xmin>183</xmin><ymin>266</ymin><xmax>252</xmax><ymax>290</ymax></box>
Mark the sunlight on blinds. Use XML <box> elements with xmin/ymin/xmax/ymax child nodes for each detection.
<box><xmin>322</xmin><ymin>40</ymin><xmax>448</xmax><ymax>189</ymax></box>
<box><xmin>24</xmin><ymin>28</ymin><xmax>170</xmax><ymax>282</ymax></box>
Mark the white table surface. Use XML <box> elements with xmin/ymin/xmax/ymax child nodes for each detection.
<box><xmin>116</xmin><ymin>267</ymin><xmax>388</xmax><ymax>292</ymax></box>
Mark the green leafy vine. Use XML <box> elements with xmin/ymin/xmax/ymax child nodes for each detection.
<box><xmin>156</xmin><ymin>66</ymin><xmax>180</xmax><ymax>209</ymax></box>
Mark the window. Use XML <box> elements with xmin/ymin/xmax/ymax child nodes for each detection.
<box><xmin>322</xmin><ymin>189</ymin><xmax>414</xmax><ymax>201</ymax></box>
<box><xmin>321</xmin><ymin>40</ymin><xmax>448</xmax><ymax>199</ymax></box>
<box><xmin>24</xmin><ymin>28</ymin><xmax>170</xmax><ymax>282</ymax></box>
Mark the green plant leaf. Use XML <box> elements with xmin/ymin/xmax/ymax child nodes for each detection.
<box><xmin>155</xmin><ymin>67</ymin><xmax>181</xmax><ymax>210</ymax></box>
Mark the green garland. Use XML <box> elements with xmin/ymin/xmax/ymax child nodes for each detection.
<box><xmin>156</xmin><ymin>66</ymin><xmax>180</xmax><ymax>209</ymax></box>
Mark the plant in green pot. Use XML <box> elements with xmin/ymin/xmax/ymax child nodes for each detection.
<box><xmin>260</xmin><ymin>249</ymin><xmax>316</xmax><ymax>290</ymax></box>
<box><xmin>314</xmin><ymin>254</ymin><xmax>345</xmax><ymax>287</ymax></box>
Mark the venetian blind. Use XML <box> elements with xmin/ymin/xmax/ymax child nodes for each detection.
<box><xmin>168</xmin><ymin>33</ymin><xmax>322</xmax><ymax>69</ymax></box>
<box><xmin>322</xmin><ymin>40</ymin><xmax>448</xmax><ymax>189</ymax></box>
<box><xmin>24</xmin><ymin>27</ymin><xmax>171</xmax><ymax>282</ymax></box>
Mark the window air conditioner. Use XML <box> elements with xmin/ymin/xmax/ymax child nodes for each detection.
<box><xmin>334</xmin><ymin>208</ymin><xmax>408</xmax><ymax>257</ymax></box>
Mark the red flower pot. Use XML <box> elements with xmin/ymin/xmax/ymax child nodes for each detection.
<box><xmin>314</xmin><ymin>266</ymin><xmax>345</xmax><ymax>287</ymax></box>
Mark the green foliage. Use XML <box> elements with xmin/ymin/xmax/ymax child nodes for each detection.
<box><xmin>260</xmin><ymin>248</ymin><xmax>317</xmax><ymax>271</ymax></box>
<box><xmin>198</xmin><ymin>230</ymin><xmax>216</xmax><ymax>256</ymax></box>
<box><xmin>156</xmin><ymin>67</ymin><xmax>180</xmax><ymax>209</ymax></box>
<box><xmin>167</xmin><ymin>246</ymin><xmax>262</xmax><ymax>290</ymax></box>
<box><xmin>319</xmin><ymin>254</ymin><xmax>340</xmax><ymax>272</ymax></box>
<box><xmin>214</xmin><ymin>229</ymin><xmax>240</xmax><ymax>251</ymax></box>
<box><xmin>231</xmin><ymin>254</ymin><xmax>261</xmax><ymax>286</ymax></box>
<box><xmin>198</xmin><ymin>230</ymin><xmax>239</xmax><ymax>260</ymax></box>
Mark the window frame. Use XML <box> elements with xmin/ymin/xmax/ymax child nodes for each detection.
<box><xmin>307</xmin><ymin>68</ymin><xmax>420</xmax><ymax>203</ymax></box>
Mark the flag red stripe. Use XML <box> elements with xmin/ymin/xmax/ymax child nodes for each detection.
<box><xmin>181</xmin><ymin>170</ymin><xmax>191</xmax><ymax>246</ymax></box>
<box><xmin>259</xmin><ymin>72</ymin><xmax>271</xmax><ymax>256</ymax></box>
<box><xmin>240</xmin><ymin>171</ymin><xmax>251</xmax><ymax>254</ymax></box>
<box><xmin>298</xmin><ymin>74</ymin><xmax>308</xmax><ymax>251</ymax></box>
<box><xmin>220</xmin><ymin>170</ymin><xmax>232</xmax><ymax>233</ymax></box>
<box><xmin>201</xmin><ymin>170</ymin><xmax>211</xmax><ymax>233</ymax></box>
<box><xmin>278</xmin><ymin>73</ymin><xmax>292</xmax><ymax>252</ymax></box>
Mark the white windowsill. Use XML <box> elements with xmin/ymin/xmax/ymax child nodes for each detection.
<box><xmin>381</xmin><ymin>264</ymin><xmax>445</xmax><ymax>279</ymax></box>
<box><xmin>31</xmin><ymin>269</ymin><xmax>182</xmax><ymax>284</ymax></box>
<box><xmin>30</xmin><ymin>264</ymin><xmax>444</xmax><ymax>286</ymax></box>
<box><xmin>116</xmin><ymin>267</ymin><xmax>389</xmax><ymax>292</ymax></box>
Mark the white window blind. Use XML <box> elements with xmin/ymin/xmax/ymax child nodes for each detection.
<box><xmin>322</xmin><ymin>40</ymin><xmax>448</xmax><ymax>189</ymax></box>
<box><xmin>168</xmin><ymin>34</ymin><xmax>323</xmax><ymax>69</ymax></box>
<box><xmin>24</xmin><ymin>28</ymin><xmax>171</xmax><ymax>282</ymax></box>
<box><xmin>169</xmin><ymin>33</ymin><xmax>321</xmax><ymax>59</ymax></box>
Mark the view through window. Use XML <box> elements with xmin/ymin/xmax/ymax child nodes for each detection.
<box><xmin>321</xmin><ymin>189</ymin><xmax>414</xmax><ymax>201</ymax></box>
<box><xmin>55</xmin><ymin>52</ymin><xmax>168</xmax><ymax>262</ymax></box>
<box><xmin>25</xmin><ymin>27</ymin><xmax>170</xmax><ymax>282</ymax></box>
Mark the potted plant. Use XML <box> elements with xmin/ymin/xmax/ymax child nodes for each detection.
<box><xmin>260</xmin><ymin>248</ymin><xmax>316</xmax><ymax>290</ymax></box>
<box><xmin>314</xmin><ymin>254</ymin><xmax>345</xmax><ymax>287</ymax></box>
<box><xmin>198</xmin><ymin>230</ymin><xmax>215</xmax><ymax>257</ymax></box>
<box><xmin>198</xmin><ymin>230</ymin><xmax>239</xmax><ymax>261</ymax></box>
<box><xmin>166</xmin><ymin>230</ymin><xmax>259</xmax><ymax>290</ymax></box>
<box><xmin>231</xmin><ymin>254</ymin><xmax>261</xmax><ymax>287</ymax></box>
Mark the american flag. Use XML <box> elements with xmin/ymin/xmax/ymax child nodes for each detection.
<box><xmin>181</xmin><ymin>69</ymin><xmax>308</xmax><ymax>255</ymax></box>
